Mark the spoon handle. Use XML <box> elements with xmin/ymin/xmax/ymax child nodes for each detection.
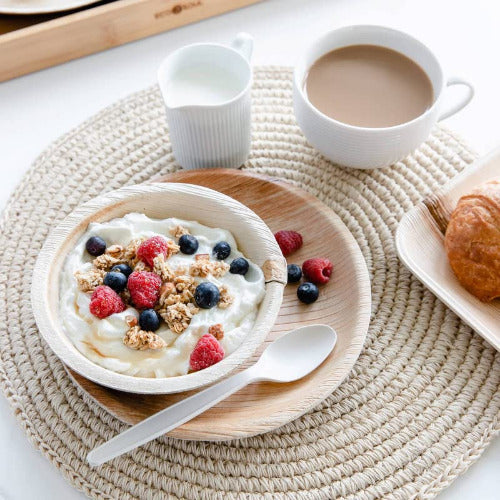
<box><xmin>87</xmin><ymin>366</ymin><xmax>258</xmax><ymax>466</ymax></box>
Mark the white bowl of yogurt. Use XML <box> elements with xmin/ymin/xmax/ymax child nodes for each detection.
<box><xmin>31</xmin><ymin>183</ymin><xmax>286</xmax><ymax>394</ymax></box>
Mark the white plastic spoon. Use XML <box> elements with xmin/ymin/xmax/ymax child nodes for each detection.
<box><xmin>87</xmin><ymin>324</ymin><xmax>336</xmax><ymax>466</ymax></box>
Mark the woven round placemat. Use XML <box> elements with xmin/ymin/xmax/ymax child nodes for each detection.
<box><xmin>0</xmin><ymin>67</ymin><xmax>499</xmax><ymax>500</ymax></box>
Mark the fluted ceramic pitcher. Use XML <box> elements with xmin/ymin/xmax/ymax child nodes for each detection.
<box><xmin>158</xmin><ymin>33</ymin><xmax>253</xmax><ymax>170</ymax></box>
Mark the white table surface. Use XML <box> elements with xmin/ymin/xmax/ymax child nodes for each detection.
<box><xmin>1</xmin><ymin>0</ymin><xmax>499</xmax><ymax>498</ymax></box>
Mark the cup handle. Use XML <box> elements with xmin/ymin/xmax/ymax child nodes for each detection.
<box><xmin>438</xmin><ymin>77</ymin><xmax>474</xmax><ymax>121</ymax></box>
<box><xmin>231</xmin><ymin>32</ymin><xmax>254</xmax><ymax>62</ymax></box>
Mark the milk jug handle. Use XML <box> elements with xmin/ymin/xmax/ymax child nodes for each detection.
<box><xmin>231</xmin><ymin>32</ymin><xmax>254</xmax><ymax>62</ymax></box>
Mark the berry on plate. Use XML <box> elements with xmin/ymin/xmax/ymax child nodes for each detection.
<box><xmin>111</xmin><ymin>263</ymin><xmax>133</xmax><ymax>277</ymax></box>
<box><xmin>297</xmin><ymin>282</ymin><xmax>319</xmax><ymax>304</ymax></box>
<box><xmin>213</xmin><ymin>241</ymin><xmax>231</xmax><ymax>260</ymax></box>
<box><xmin>179</xmin><ymin>234</ymin><xmax>199</xmax><ymax>255</ymax></box>
<box><xmin>137</xmin><ymin>236</ymin><xmax>170</xmax><ymax>267</ymax></box>
<box><xmin>139</xmin><ymin>309</ymin><xmax>161</xmax><ymax>331</ymax></box>
<box><xmin>302</xmin><ymin>258</ymin><xmax>333</xmax><ymax>285</ymax></box>
<box><xmin>103</xmin><ymin>271</ymin><xmax>128</xmax><ymax>293</ymax></box>
<box><xmin>229</xmin><ymin>257</ymin><xmax>249</xmax><ymax>275</ymax></box>
<box><xmin>85</xmin><ymin>236</ymin><xmax>106</xmax><ymax>256</ymax></box>
<box><xmin>287</xmin><ymin>264</ymin><xmax>302</xmax><ymax>283</ymax></box>
<box><xmin>127</xmin><ymin>271</ymin><xmax>162</xmax><ymax>309</ymax></box>
<box><xmin>89</xmin><ymin>285</ymin><xmax>126</xmax><ymax>318</ymax></box>
<box><xmin>189</xmin><ymin>334</ymin><xmax>224</xmax><ymax>371</ymax></box>
<box><xmin>194</xmin><ymin>282</ymin><xmax>220</xmax><ymax>309</ymax></box>
<box><xmin>274</xmin><ymin>230</ymin><xmax>303</xmax><ymax>257</ymax></box>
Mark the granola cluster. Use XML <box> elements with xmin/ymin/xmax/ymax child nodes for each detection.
<box><xmin>156</xmin><ymin>273</ymin><xmax>200</xmax><ymax>335</ymax></box>
<box><xmin>208</xmin><ymin>323</ymin><xmax>224</xmax><ymax>340</ymax></box>
<box><xmin>169</xmin><ymin>225</ymin><xmax>190</xmax><ymax>238</ymax></box>
<box><xmin>74</xmin><ymin>268</ymin><xmax>105</xmax><ymax>292</ymax></box>
<box><xmin>218</xmin><ymin>285</ymin><xmax>234</xmax><ymax>309</ymax></box>
<box><xmin>189</xmin><ymin>254</ymin><xmax>230</xmax><ymax>278</ymax></box>
<box><xmin>160</xmin><ymin>302</ymin><xmax>200</xmax><ymax>334</ymax></box>
<box><xmin>93</xmin><ymin>252</ymin><xmax>121</xmax><ymax>271</ymax></box>
<box><xmin>164</xmin><ymin>240</ymin><xmax>181</xmax><ymax>259</ymax></box>
<box><xmin>123</xmin><ymin>237</ymin><xmax>147</xmax><ymax>267</ymax></box>
<box><xmin>123</xmin><ymin>326</ymin><xmax>167</xmax><ymax>350</ymax></box>
<box><xmin>74</xmin><ymin>226</ymin><xmax>236</xmax><ymax>352</ymax></box>
<box><xmin>153</xmin><ymin>254</ymin><xmax>175</xmax><ymax>282</ymax></box>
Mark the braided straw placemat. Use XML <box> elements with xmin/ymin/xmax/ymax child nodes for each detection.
<box><xmin>1</xmin><ymin>67</ymin><xmax>499</xmax><ymax>499</ymax></box>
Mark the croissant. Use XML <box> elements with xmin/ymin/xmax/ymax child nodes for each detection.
<box><xmin>444</xmin><ymin>178</ymin><xmax>500</xmax><ymax>302</ymax></box>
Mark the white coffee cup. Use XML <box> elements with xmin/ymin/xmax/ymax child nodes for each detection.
<box><xmin>158</xmin><ymin>33</ymin><xmax>253</xmax><ymax>170</ymax></box>
<box><xmin>293</xmin><ymin>25</ymin><xmax>474</xmax><ymax>169</ymax></box>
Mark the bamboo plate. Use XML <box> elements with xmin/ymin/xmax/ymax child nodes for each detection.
<box><xmin>397</xmin><ymin>147</ymin><xmax>500</xmax><ymax>351</ymax></box>
<box><xmin>68</xmin><ymin>169</ymin><xmax>372</xmax><ymax>440</ymax></box>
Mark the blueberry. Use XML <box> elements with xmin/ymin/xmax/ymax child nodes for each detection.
<box><xmin>230</xmin><ymin>257</ymin><xmax>249</xmax><ymax>275</ymax></box>
<box><xmin>111</xmin><ymin>263</ymin><xmax>133</xmax><ymax>277</ymax></box>
<box><xmin>194</xmin><ymin>282</ymin><xmax>220</xmax><ymax>309</ymax></box>
<box><xmin>213</xmin><ymin>241</ymin><xmax>231</xmax><ymax>260</ymax></box>
<box><xmin>287</xmin><ymin>264</ymin><xmax>302</xmax><ymax>284</ymax></box>
<box><xmin>179</xmin><ymin>234</ymin><xmax>199</xmax><ymax>255</ymax></box>
<box><xmin>85</xmin><ymin>236</ymin><xmax>106</xmax><ymax>256</ymax></box>
<box><xmin>103</xmin><ymin>271</ymin><xmax>128</xmax><ymax>293</ymax></box>
<box><xmin>297</xmin><ymin>282</ymin><xmax>319</xmax><ymax>304</ymax></box>
<box><xmin>139</xmin><ymin>309</ymin><xmax>161</xmax><ymax>332</ymax></box>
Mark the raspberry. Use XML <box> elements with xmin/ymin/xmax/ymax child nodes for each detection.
<box><xmin>89</xmin><ymin>285</ymin><xmax>126</xmax><ymax>319</ymax></box>
<box><xmin>274</xmin><ymin>230</ymin><xmax>303</xmax><ymax>257</ymax></box>
<box><xmin>137</xmin><ymin>236</ymin><xmax>169</xmax><ymax>267</ymax></box>
<box><xmin>302</xmin><ymin>258</ymin><xmax>333</xmax><ymax>285</ymax></box>
<box><xmin>127</xmin><ymin>271</ymin><xmax>162</xmax><ymax>309</ymax></box>
<box><xmin>189</xmin><ymin>334</ymin><xmax>224</xmax><ymax>371</ymax></box>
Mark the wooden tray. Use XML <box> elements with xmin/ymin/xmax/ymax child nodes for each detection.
<box><xmin>0</xmin><ymin>0</ymin><xmax>261</xmax><ymax>82</ymax></box>
<box><xmin>396</xmin><ymin>147</ymin><xmax>500</xmax><ymax>351</ymax></box>
<box><xmin>68</xmin><ymin>169</ymin><xmax>372</xmax><ymax>440</ymax></box>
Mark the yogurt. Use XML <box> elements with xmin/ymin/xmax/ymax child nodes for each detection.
<box><xmin>59</xmin><ymin>213</ymin><xmax>265</xmax><ymax>378</ymax></box>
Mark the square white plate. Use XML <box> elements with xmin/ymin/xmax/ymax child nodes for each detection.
<box><xmin>396</xmin><ymin>147</ymin><xmax>500</xmax><ymax>350</ymax></box>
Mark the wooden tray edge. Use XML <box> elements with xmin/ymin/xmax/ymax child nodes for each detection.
<box><xmin>0</xmin><ymin>0</ymin><xmax>262</xmax><ymax>82</ymax></box>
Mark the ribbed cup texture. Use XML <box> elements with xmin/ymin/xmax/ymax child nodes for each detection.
<box><xmin>165</xmin><ymin>92</ymin><xmax>251</xmax><ymax>169</ymax></box>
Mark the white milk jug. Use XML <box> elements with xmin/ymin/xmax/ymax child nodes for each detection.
<box><xmin>158</xmin><ymin>33</ymin><xmax>254</xmax><ymax>170</ymax></box>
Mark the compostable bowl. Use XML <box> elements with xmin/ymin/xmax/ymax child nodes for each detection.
<box><xmin>31</xmin><ymin>183</ymin><xmax>286</xmax><ymax>394</ymax></box>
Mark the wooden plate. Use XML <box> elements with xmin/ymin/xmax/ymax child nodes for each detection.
<box><xmin>68</xmin><ymin>169</ymin><xmax>372</xmax><ymax>440</ymax></box>
<box><xmin>397</xmin><ymin>147</ymin><xmax>500</xmax><ymax>351</ymax></box>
